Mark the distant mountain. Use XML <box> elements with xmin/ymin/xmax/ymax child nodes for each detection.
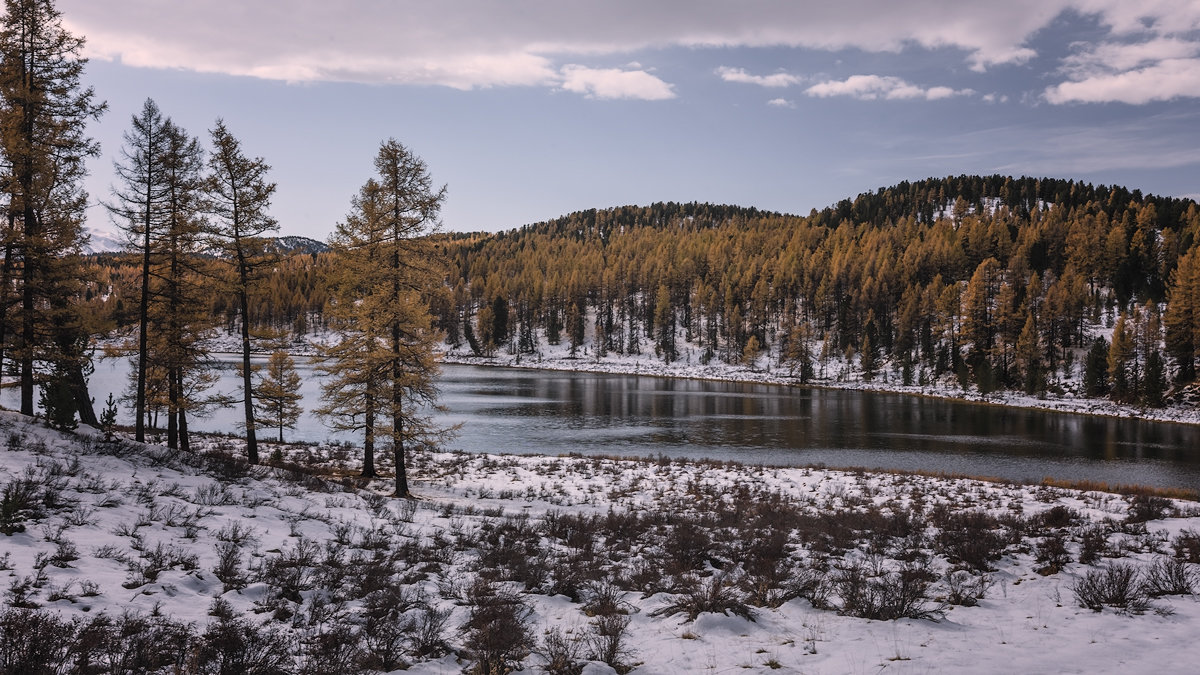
<box><xmin>267</xmin><ymin>235</ymin><xmax>329</xmax><ymax>255</ymax></box>
<box><xmin>83</xmin><ymin>229</ymin><xmax>330</xmax><ymax>256</ymax></box>
<box><xmin>83</xmin><ymin>226</ymin><xmax>125</xmax><ymax>253</ymax></box>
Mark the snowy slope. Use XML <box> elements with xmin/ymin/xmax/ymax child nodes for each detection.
<box><xmin>2</xmin><ymin>412</ymin><xmax>1200</xmax><ymax>673</ymax></box>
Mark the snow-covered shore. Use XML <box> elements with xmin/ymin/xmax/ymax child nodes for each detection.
<box><xmin>176</xmin><ymin>324</ymin><xmax>1200</xmax><ymax>428</ymax></box>
<box><xmin>439</xmin><ymin>344</ymin><xmax>1200</xmax><ymax>428</ymax></box>
<box><xmin>3</xmin><ymin>411</ymin><xmax>1200</xmax><ymax>673</ymax></box>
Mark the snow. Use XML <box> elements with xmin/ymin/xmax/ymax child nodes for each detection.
<box><xmin>3</xmin><ymin>411</ymin><xmax>1200</xmax><ymax>673</ymax></box>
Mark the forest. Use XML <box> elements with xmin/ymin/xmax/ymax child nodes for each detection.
<box><xmin>88</xmin><ymin>175</ymin><xmax>1200</xmax><ymax>413</ymax></box>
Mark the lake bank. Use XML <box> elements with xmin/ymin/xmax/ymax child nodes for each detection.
<box><xmin>439</xmin><ymin>347</ymin><xmax>1200</xmax><ymax>428</ymax></box>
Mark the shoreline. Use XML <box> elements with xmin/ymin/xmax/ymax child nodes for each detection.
<box><xmin>438</xmin><ymin>350</ymin><xmax>1200</xmax><ymax>428</ymax></box>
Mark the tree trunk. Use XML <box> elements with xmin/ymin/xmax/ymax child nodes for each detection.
<box><xmin>136</xmin><ymin>212</ymin><xmax>151</xmax><ymax>442</ymax></box>
<box><xmin>239</xmin><ymin>286</ymin><xmax>258</xmax><ymax>463</ymax></box>
<box><xmin>362</xmin><ymin>390</ymin><xmax>376</xmax><ymax>478</ymax></box>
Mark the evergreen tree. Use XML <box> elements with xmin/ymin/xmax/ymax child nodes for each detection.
<box><xmin>206</xmin><ymin>119</ymin><xmax>278</xmax><ymax>464</ymax></box>
<box><xmin>0</xmin><ymin>0</ymin><xmax>105</xmax><ymax>419</ymax></box>
<box><xmin>254</xmin><ymin>350</ymin><xmax>302</xmax><ymax>443</ymax></box>
<box><xmin>1083</xmin><ymin>337</ymin><xmax>1109</xmax><ymax>398</ymax></box>
<box><xmin>654</xmin><ymin>284</ymin><xmax>675</xmax><ymax>363</ymax></box>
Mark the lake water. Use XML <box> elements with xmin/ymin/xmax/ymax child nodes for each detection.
<box><xmin>7</xmin><ymin>357</ymin><xmax>1200</xmax><ymax>491</ymax></box>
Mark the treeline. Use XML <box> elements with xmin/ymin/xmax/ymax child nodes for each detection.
<box><xmin>429</xmin><ymin>176</ymin><xmax>1200</xmax><ymax>406</ymax></box>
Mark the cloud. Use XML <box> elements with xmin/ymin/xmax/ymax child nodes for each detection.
<box><xmin>805</xmin><ymin>75</ymin><xmax>974</xmax><ymax>101</ymax></box>
<box><xmin>1040</xmin><ymin>3</ymin><xmax>1200</xmax><ymax>104</ymax></box>
<box><xmin>717</xmin><ymin>67</ymin><xmax>801</xmax><ymax>88</ymax></box>
<box><xmin>767</xmin><ymin>98</ymin><xmax>796</xmax><ymax>108</ymax></box>
<box><xmin>1045</xmin><ymin>36</ymin><xmax>1200</xmax><ymax>104</ymax></box>
<box><xmin>1046</xmin><ymin>58</ymin><xmax>1200</xmax><ymax>104</ymax></box>
<box><xmin>58</xmin><ymin>0</ymin><xmax>1076</xmax><ymax>89</ymax></box>
<box><xmin>558</xmin><ymin>65</ymin><xmax>676</xmax><ymax>100</ymax></box>
<box><xmin>55</xmin><ymin>0</ymin><xmax>1200</xmax><ymax>105</ymax></box>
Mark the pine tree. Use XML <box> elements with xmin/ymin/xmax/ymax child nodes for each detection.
<box><xmin>1083</xmin><ymin>337</ymin><xmax>1109</xmax><ymax>398</ymax></box>
<box><xmin>0</xmin><ymin>0</ymin><xmax>105</xmax><ymax>419</ymax></box>
<box><xmin>254</xmin><ymin>350</ymin><xmax>302</xmax><ymax>443</ymax></box>
<box><xmin>206</xmin><ymin>119</ymin><xmax>278</xmax><ymax>464</ymax></box>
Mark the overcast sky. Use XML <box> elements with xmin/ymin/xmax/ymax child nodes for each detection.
<box><xmin>60</xmin><ymin>0</ymin><xmax>1200</xmax><ymax>240</ymax></box>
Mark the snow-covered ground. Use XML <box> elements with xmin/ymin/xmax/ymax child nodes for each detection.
<box><xmin>3</xmin><ymin>412</ymin><xmax>1200</xmax><ymax>673</ymax></box>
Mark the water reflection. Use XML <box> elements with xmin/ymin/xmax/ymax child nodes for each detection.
<box><xmin>3</xmin><ymin>359</ymin><xmax>1197</xmax><ymax>491</ymax></box>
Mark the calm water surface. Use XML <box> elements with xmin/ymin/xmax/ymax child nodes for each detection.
<box><xmin>9</xmin><ymin>359</ymin><xmax>1200</xmax><ymax>491</ymax></box>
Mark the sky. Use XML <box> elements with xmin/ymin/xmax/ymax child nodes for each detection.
<box><xmin>57</xmin><ymin>0</ymin><xmax>1200</xmax><ymax>241</ymax></box>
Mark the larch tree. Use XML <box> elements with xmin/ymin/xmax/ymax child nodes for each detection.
<box><xmin>254</xmin><ymin>349</ymin><xmax>302</xmax><ymax>443</ymax></box>
<box><xmin>153</xmin><ymin>121</ymin><xmax>211</xmax><ymax>451</ymax></box>
<box><xmin>1165</xmin><ymin>248</ymin><xmax>1200</xmax><ymax>384</ymax></box>
<box><xmin>0</xmin><ymin>0</ymin><xmax>105</xmax><ymax>421</ymax></box>
<box><xmin>319</xmin><ymin>140</ymin><xmax>448</xmax><ymax>496</ymax></box>
<box><xmin>106</xmin><ymin>98</ymin><xmax>169</xmax><ymax>442</ymax></box>
<box><xmin>206</xmin><ymin>119</ymin><xmax>278</xmax><ymax>464</ymax></box>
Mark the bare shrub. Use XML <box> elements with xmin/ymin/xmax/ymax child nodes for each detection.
<box><xmin>1172</xmin><ymin>529</ymin><xmax>1200</xmax><ymax>563</ymax></box>
<box><xmin>0</xmin><ymin>607</ymin><xmax>74</xmax><ymax>672</ymax></box>
<box><xmin>582</xmin><ymin>580</ymin><xmax>631</xmax><ymax>617</ymax></box>
<box><xmin>412</xmin><ymin>606</ymin><xmax>452</xmax><ymax>659</ymax></box>
<box><xmin>944</xmin><ymin>569</ymin><xmax>993</xmax><ymax>607</ymax></box>
<box><xmin>586</xmin><ymin>614</ymin><xmax>635</xmax><ymax>674</ymax></box>
<box><xmin>538</xmin><ymin>626</ymin><xmax>584</xmax><ymax>675</ymax></box>
<box><xmin>1142</xmin><ymin>556</ymin><xmax>1196</xmax><ymax>597</ymax></box>
<box><xmin>934</xmin><ymin>511</ymin><xmax>1007</xmax><ymax>571</ymax></box>
<box><xmin>1031</xmin><ymin>504</ymin><xmax>1081</xmax><ymax>531</ymax></box>
<box><xmin>460</xmin><ymin>580</ymin><xmax>535</xmax><ymax>675</ymax></box>
<box><xmin>1127</xmin><ymin>494</ymin><xmax>1173</xmax><ymax>523</ymax></box>
<box><xmin>213</xmin><ymin>541</ymin><xmax>247</xmax><ymax>591</ymax></box>
<box><xmin>1078</xmin><ymin>524</ymin><xmax>1112</xmax><ymax>564</ymax></box>
<box><xmin>836</xmin><ymin>561</ymin><xmax>941</xmax><ymax>621</ymax></box>
<box><xmin>651</xmin><ymin>573</ymin><xmax>755</xmax><ymax>622</ymax></box>
<box><xmin>1073</xmin><ymin>563</ymin><xmax>1148</xmax><ymax>613</ymax></box>
<box><xmin>1035</xmin><ymin>533</ymin><xmax>1071</xmax><ymax>575</ymax></box>
<box><xmin>195</xmin><ymin>613</ymin><xmax>295</xmax><ymax>674</ymax></box>
<box><xmin>298</xmin><ymin>622</ymin><xmax>367</xmax><ymax>675</ymax></box>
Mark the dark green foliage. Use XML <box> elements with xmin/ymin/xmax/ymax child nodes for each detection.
<box><xmin>1083</xmin><ymin>337</ymin><xmax>1109</xmax><ymax>397</ymax></box>
<box><xmin>38</xmin><ymin>370</ymin><xmax>78</xmax><ymax>431</ymax></box>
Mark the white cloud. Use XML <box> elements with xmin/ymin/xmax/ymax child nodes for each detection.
<box><xmin>767</xmin><ymin>98</ymin><xmax>796</xmax><ymax>108</ymax></box>
<box><xmin>805</xmin><ymin>75</ymin><xmax>973</xmax><ymax>101</ymax></box>
<box><xmin>1045</xmin><ymin>35</ymin><xmax>1200</xmax><ymax>104</ymax></box>
<box><xmin>717</xmin><ymin>67</ymin><xmax>801</xmax><ymax>88</ymax></box>
<box><xmin>54</xmin><ymin>0</ymin><xmax>1200</xmax><ymax>106</ymax></box>
<box><xmin>58</xmin><ymin>0</ymin><xmax>1075</xmax><ymax>89</ymax></box>
<box><xmin>558</xmin><ymin>65</ymin><xmax>676</xmax><ymax>100</ymax></box>
<box><xmin>1046</xmin><ymin>58</ymin><xmax>1200</xmax><ymax>103</ymax></box>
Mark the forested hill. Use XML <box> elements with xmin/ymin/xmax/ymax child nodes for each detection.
<box><xmin>815</xmin><ymin>175</ymin><xmax>1197</xmax><ymax>229</ymax></box>
<box><xmin>432</xmin><ymin>175</ymin><xmax>1200</xmax><ymax>407</ymax></box>
<box><xmin>508</xmin><ymin>202</ymin><xmax>787</xmax><ymax>240</ymax></box>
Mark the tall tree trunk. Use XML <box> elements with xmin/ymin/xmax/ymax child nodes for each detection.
<box><xmin>239</xmin><ymin>284</ymin><xmax>258</xmax><ymax>463</ymax></box>
<box><xmin>362</xmin><ymin>389</ymin><xmax>376</xmax><ymax>478</ymax></box>
<box><xmin>167</xmin><ymin>366</ymin><xmax>179</xmax><ymax>450</ymax></box>
<box><xmin>136</xmin><ymin>208</ymin><xmax>151</xmax><ymax>442</ymax></box>
<box><xmin>0</xmin><ymin>216</ymin><xmax>13</xmax><ymax>394</ymax></box>
<box><xmin>20</xmin><ymin>199</ymin><xmax>35</xmax><ymax>413</ymax></box>
<box><xmin>69</xmin><ymin>362</ymin><xmax>96</xmax><ymax>426</ymax></box>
